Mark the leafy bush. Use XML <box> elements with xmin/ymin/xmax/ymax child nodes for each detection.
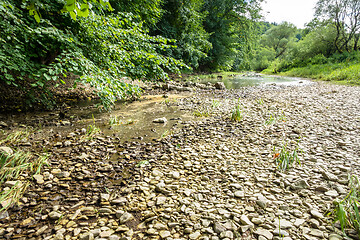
<box><xmin>0</xmin><ymin>0</ymin><xmax>187</xmax><ymax>110</ymax></box>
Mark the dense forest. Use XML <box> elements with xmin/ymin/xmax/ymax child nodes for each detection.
<box><xmin>1</xmin><ymin>0</ymin><xmax>359</xmax><ymax>110</ymax></box>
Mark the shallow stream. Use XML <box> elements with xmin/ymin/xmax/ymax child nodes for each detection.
<box><xmin>0</xmin><ymin>74</ymin><xmax>312</xmax><ymax>143</ymax></box>
<box><xmin>198</xmin><ymin>74</ymin><xmax>311</xmax><ymax>88</ymax></box>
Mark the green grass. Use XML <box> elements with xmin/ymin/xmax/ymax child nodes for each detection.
<box><xmin>109</xmin><ymin>116</ymin><xmax>121</xmax><ymax>126</ymax></box>
<box><xmin>273</xmin><ymin>141</ymin><xmax>301</xmax><ymax>171</ymax></box>
<box><xmin>211</xmin><ymin>99</ymin><xmax>221</xmax><ymax>108</ymax></box>
<box><xmin>256</xmin><ymin>98</ymin><xmax>264</xmax><ymax>105</ymax></box>
<box><xmin>265</xmin><ymin>115</ymin><xmax>276</xmax><ymax>125</ymax></box>
<box><xmin>279</xmin><ymin>62</ymin><xmax>360</xmax><ymax>85</ymax></box>
<box><xmin>0</xmin><ymin>151</ymin><xmax>48</xmax><ymax>211</ymax></box>
<box><xmin>0</xmin><ymin>129</ymin><xmax>32</xmax><ymax>145</ymax></box>
<box><xmin>193</xmin><ymin>110</ymin><xmax>210</xmax><ymax>117</ymax></box>
<box><xmin>86</xmin><ymin>125</ymin><xmax>101</xmax><ymax>138</ymax></box>
<box><xmin>231</xmin><ymin>104</ymin><xmax>242</xmax><ymax>122</ymax></box>
<box><xmin>332</xmin><ymin>175</ymin><xmax>360</xmax><ymax>238</ymax></box>
<box><xmin>265</xmin><ymin>113</ymin><xmax>286</xmax><ymax>125</ymax></box>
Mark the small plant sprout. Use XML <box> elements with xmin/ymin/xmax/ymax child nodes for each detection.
<box><xmin>136</xmin><ymin>160</ymin><xmax>149</xmax><ymax>167</ymax></box>
<box><xmin>273</xmin><ymin>140</ymin><xmax>302</xmax><ymax>171</ymax></box>
<box><xmin>332</xmin><ymin>175</ymin><xmax>360</xmax><ymax>237</ymax></box>
<box><xmin>257</xmin><ymin>98</ymin><xmax>264</xmax><ymax>105</ymax></box>
<box><xmin>162</xmin><ymin>99</ymin><xmax>170</xmax><ymax>105</ymax></box>
<box><xmin>109</xmin><ymin>116</ymin><xmax>121</xmax><ymax>126</ymax></box>
<box><xmin>231</xmin><ymin>103</ymin><xmax>242</xmax><ymax>122</ymax></box>
<box><xmin>265</xmin><ymin>114</ymin><xmax>276</xmax><ymax>125</ymax></box>
<box><xmin>278</xmin><ymin>111</ymin><xmax>287</xmax><ymax>122</ymax></box>
<box><xmin>86</xmin><ymin>125</ymin><xmax>101</xmax><ymax>138</ymax></box>
<box><xmin>212</xmin><ymin>100</ymin><xmax>221</xmax><ymax>108</ymax></box>
<box><xmin>193</xmin><ymin>110</ymin><xmax>210</xmax><ymax>118</ymax></box>
<box><xmin>160</xmin><ymin>130</ymin><xmax>170</xmax><ymax>139</ymax></box>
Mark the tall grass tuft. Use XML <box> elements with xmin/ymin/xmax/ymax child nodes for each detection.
<box><xmin>273</xmin><ymin>141</ymin><xmax>301</xmax><ymax>171</ymax></box>
<box><xmin>0</xmin><ymin>151</ymin><xmax>48</xmax><ymax>211</ymax></box>
<box><xmin>231</xmin><ymin>104</ymin><xmax>242</xmax><ymax>122</ymax></box>
<box><xmin>0</xmin><ymin>129</ymin><xmax>31</xmax><ymax>145</ymax></box>
<box><xmin>332</xmin><ymin>175</ymin><xmax>360</xmax><ymax>237</ymax></box>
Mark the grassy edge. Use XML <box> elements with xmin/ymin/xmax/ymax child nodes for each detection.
<box><xmin>263</xmin><ymin>62</ymin><xmax>360</xmax><ymax>86</ymax></box>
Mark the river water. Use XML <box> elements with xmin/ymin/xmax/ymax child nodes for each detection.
<box><xmin>0</xmin><ymin>74</ymin><xmax>312</xmax><ymax>143</ymax></box>
<box><xmin>198</xmin><ymin>74</ymin><xmax>311</xmax><ymax>88</ymax></box>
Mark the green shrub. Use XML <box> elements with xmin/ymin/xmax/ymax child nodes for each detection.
<box><xmin>0</xmin><ymin>1</ymin><xmax>188</xmax><ymax>110</ymax></box>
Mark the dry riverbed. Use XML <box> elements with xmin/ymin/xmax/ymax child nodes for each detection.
<box><xmin>0</xmin><ymin>81</ymin><xmax>359</xmax><ymax>240</ymax></box>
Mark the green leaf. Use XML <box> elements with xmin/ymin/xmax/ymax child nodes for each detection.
<box><xmin>70</xmin><ymin>11</ymin><xmax>76</xmax><ymax>20</ymax></box>
<box><xmin>43</xmin><ymin>73</ymin><xmax>51</xmax><ymax>81</ymax></box>
<box><xmin>34</xmin><ymin>11</ymin><xmax>40</xmax><ymax>23</ymax></box>
<box><xmin>65</xmin><ymin>0</ymin><xmax>76</xmax><ymax>11</ymax></box>
<box><xmin>78</xmin><ymin>3</ymin><xmax>89</xmax><ymax>17</ymax></box>
<box><xmin>337</xmin><ymin>203</ymin><xmax>347</xmax><ymax>232</ymax></box>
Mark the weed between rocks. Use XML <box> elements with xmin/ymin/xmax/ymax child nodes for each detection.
<box><xmin>0</xmin><ymin>151</ymin><xmax>48</xmax><ymax>212</ymax></box>
<box><xmin>231</xmin><ymin>103</ymin><xmax>242</xmax><ymax>122</ymax></box>
<box><xmin>332</xmin><ymin>175</ymin><xmax>360</xmax><ymax>238</ymax></box>
<box><xmin>273</xmin><ymin>141</ymin><xmax>301</xmax><ymax>172</ymax></box>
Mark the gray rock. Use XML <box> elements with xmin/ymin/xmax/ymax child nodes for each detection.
<box><xmin>159</xmin><ymin>230</ymin><xmax>171</xmax><ymax>239</ymax></box>
<box><xmin>4</xmin><ymin>181</ymin><xmax>21</xmax><ymax>188</ymax></box>
<box><xmin>0</xmin><ymin>121</ymin><xmax>8</xmax><ymax>128</ymax></box>
<box><xmin>118</xmin><ymin>212</ymin><xmax>133</xmax><ymax>224</ymax></box>
<box><xmin>219</xmin><ymin>230</ymin><xmax>233</xmax><ymax>239</ymax></box>
<box><xmin>189</xmin><ymin>231</ymin><xmax>201</xmax><ymax>239</ymax></box>
<box><xmin>156</xmin><ymin>196</ymin><xmax>167</xmax><ymax>205</ymax></box>
<box><xmin>213</xmin><ymin>222</ymin><xmax>227</xmax><ymax>233</ymax></box>
<box><xmin>49</xmin><ymin>211</ymin><xmax>62</xmax><ymax>220</ymax></box>
<box><xmin>79</xmin><ymin>232</ymin><xmax>94</xmax><ymax>240</ymax></box>
<box><xmin>291</xmin><ymin>179</ymin><xmax>310</xmax><ymax>190</ymax></box>
<box><xmin>153</xmin><ymin>117</ymin><xmax>167</xmax><ymax>124</ymax></box>
<box><xmin>321</xmin><ymin>171</ymin><xmax>338</xmax><ymax>181</ymax></box>
<box><xmin>240</xmin><ymin>215</ymin><xmax>254</xmax><ymax>228</ymax></box>
<box><xmin>273</xmin><ymin>219</ymin><xmax>293</xmax><ymax>229</ymax></box>
<box><xmin>234</xmin><ymin>191</ymin><xmax>245</xmax><ymax>198</ymax></box>
<box><xmin>215</xmin><ymin>82</ymin><xmax>226</xmax><ymax>90</ymax></box>
<box><xmin>310</xmin><ymin>210</ymin><xmax>324</xmax><ymax>219</ymax></box>
<box><xmin>109</xmin><ymin>235</ymin><xmax>120</xmax><ymax>240</ymax></box>
<box><xmin>0</xmin><ymin>147</ymin><xmax>13</xmax><ymax>156</ymax></box>
<box><xmin>33</xmin><ymin>174</ymin><xmax>44</xmax><ymax>184</ymax></box>
<box><xmin>273</xmin><ymin>229</ymin><xmax>289</xmax><ymax>237</ymax></box>
<box><xmin>254</xmin><ymin>228</ymin><xmax>273</xmax><ymax>239</ymax></box>
<box><xmin>329</xmin><ymin>233</ymin><xmax>342</xmax><ymax>240</ymax></box>
<box><xmin>325</xmin><ymin>190</ymin><xmax>339</xmax><ymax>197</ymax></box>
<box><xmin>309</xmin><ymin>228</ymin><xmax>324</xmax><ymax>237</ymax></box>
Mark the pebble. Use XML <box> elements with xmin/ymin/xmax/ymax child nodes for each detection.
<box><xmin>118</xmin><ymin>212</ymin><xmax>133</xmax><ymax>224</ymax></box>
<box><xmin>33</xmin><ymin>174</ymin><xmax>45</xmax><ymax>184</ymax></box>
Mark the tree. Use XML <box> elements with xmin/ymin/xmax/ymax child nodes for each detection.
<box><xmin>109</xmin><ymin>0</ymin><xmax>164</xmax><ymax>28</ymax></box>
<box><xmin>152</xmin><ymin>0</ymin><xmax>211</xmax><ymax>69</ymax></box>
<box><xmin>0</xmin><ymin>0</ymin><xmax>187</xmax><ymax>110</ymax></box>
<box><xmin>315</xmin><ymin>0</ymin><xmax>360</xmax><ymax>52</ymax></box>
<box><xmin>200</xmin><ymin>0</ymin><xmax>262</xmax><ymax>71</ymax></box>
<box><xmin>260</xmin><ymin>22</ymin><xmax>297</xmax><ymax>59</ymax></box>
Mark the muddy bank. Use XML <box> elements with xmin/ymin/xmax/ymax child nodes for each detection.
<box><xmin>0</xmin><ymin>82</ymin><xmax>359</xmax><ymax>240</ymax></box>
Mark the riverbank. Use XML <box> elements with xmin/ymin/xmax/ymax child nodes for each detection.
<box><xmin>0</xmin><ymin>81</ymin><xmax>359</xmax><ymax>239</ymax></box>
<box><xmin>263</xmin><ymin>62</ymin><xmax>360</xmax><ymax>86</ymax></box>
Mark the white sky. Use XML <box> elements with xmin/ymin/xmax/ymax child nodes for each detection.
<box><xmin>260</xmin><ymin>0</ymin><xmax>317</xmax><ymax>28</ymax></box>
